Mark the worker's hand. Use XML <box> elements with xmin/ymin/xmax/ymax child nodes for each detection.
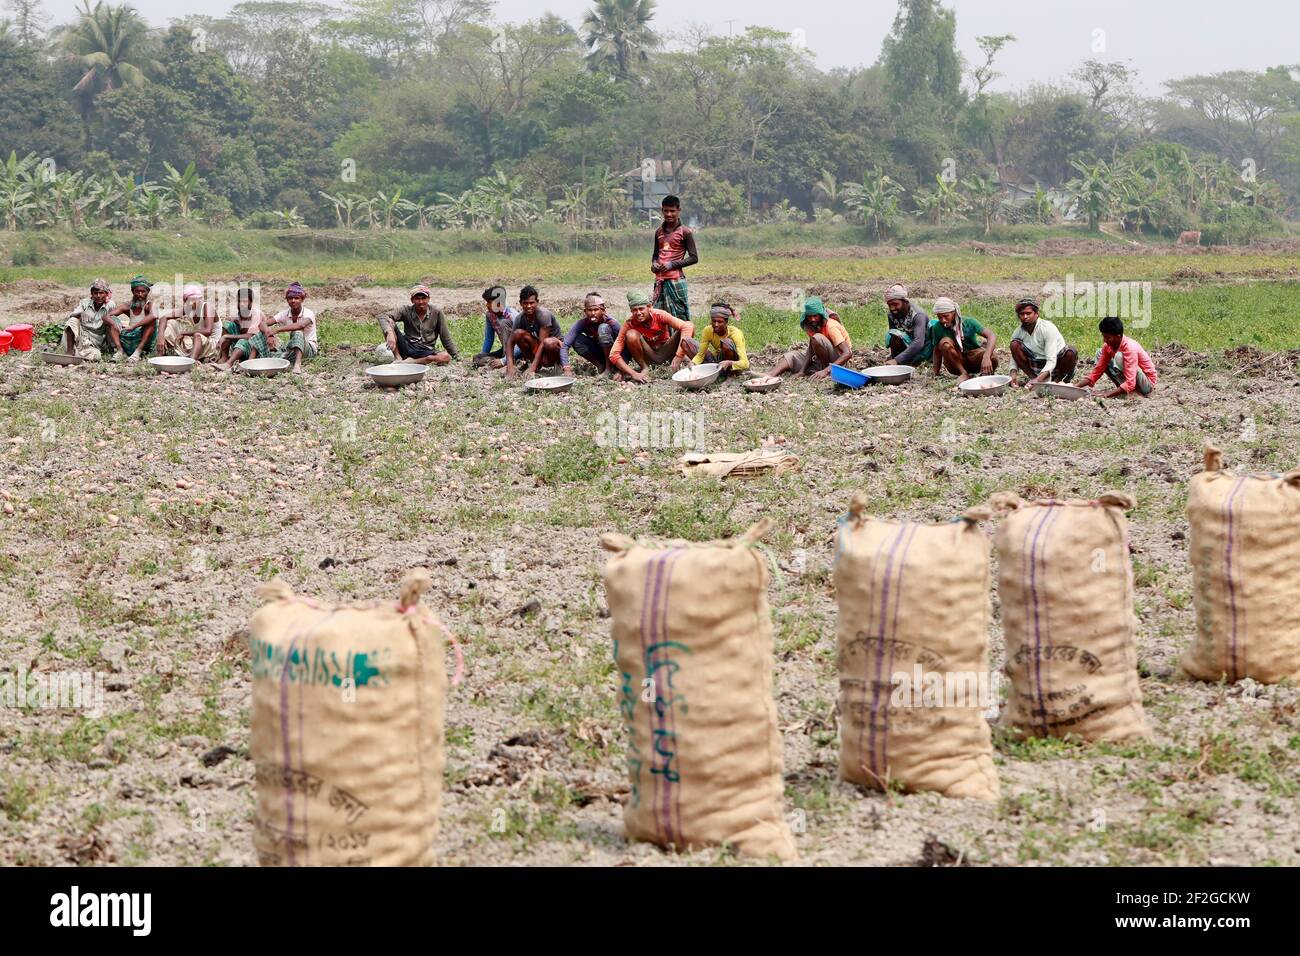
<box><xmin>505</xmin><ymin>364</ymin><xmax>518</xmax><ymax>380</ymax></box>
<box><xmin>884</xmin><ymin>358</ymin><xmax>898</xmax><ymax>366</ymax></box>
<box><xmin>719</xmin><ymin>360</ymin><xmax>733</xmax><ymax>371</ymax></box>
<box><xmin>811</xmin><ymin>367</ymin><xmax>830</xmax><ymax>381</ymax></box>
<box><xmin>385</xmin><ymin>335</ymin><xmax>397</xmax><ymax>356</ymax></box>
<box><xmin>562</xmin><ymin>365</ymin><xmax>573</xmax><ymax>376</ymax></box>
<box><xmin>669</xmin><ymin>357</ymin><xmax>683</xmax><ymax>372</ymax></box>
<box><xmin>651</xmin><ymin>262</ymin><xmax>664</xmax><ymax>274</ymax></box>
<box><xmin>980</xmin><ymin>356</ymin><xmax>994</xmax><ymax>375</ymax></box>
<box><xmin>631</xmin><ymin>369</ymin><xmax>650</xmax><ymax>384</ymax></box>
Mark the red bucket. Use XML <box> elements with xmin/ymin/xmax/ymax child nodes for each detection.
<box><xmin>4</xmin><ymin>324</ymin><xmax>33</xmax><ymax>351</ymax></box>
<box><xmin>0</xmin><ymin>330</ymin><xmax>11</xmax><ymax>355</ymax></box>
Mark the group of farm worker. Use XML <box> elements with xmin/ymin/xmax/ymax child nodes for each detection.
<box><xmin>374</xmin><ymin>282</ymin><xmax>740</xmax><ymax>385</ymax></box>
<box><xmin>60</xmin><ymin>277</ymin><xmax>318</xmax><ymax>373</ymax></box>
<box><xmin>867</xmin><ymin>284</ymin><xmax>1158</xmax><ymax>397</ymax></box>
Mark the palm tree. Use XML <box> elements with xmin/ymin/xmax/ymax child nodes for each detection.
<box><xmin>812</xmin><ymin>170</ymin><xmax>840</xmax><ymax>212</ymax></box>
<box><xmin>582</xmin><ymin>0</ymin><xmax>658</xmax><ymax>80</ymax></box>
<box><xmin>61</xmin><ymin>2</ymin><xmax>160</xmax><ymax>136</ymax></box>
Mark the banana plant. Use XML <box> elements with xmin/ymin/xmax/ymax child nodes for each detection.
<box><xmin>162</xmin><ymin>160</ymin><xmax>199</xmax><ymax>218</ymax></box>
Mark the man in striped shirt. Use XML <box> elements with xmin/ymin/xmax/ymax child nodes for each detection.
<box><xmin>651</xmin><ymin>195</ymin><xmax>698</xmax><ymax>323</ymax></box>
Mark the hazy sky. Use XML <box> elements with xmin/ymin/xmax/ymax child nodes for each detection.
<box><xmin>45</xmin><ymin>0</ymin><xmax>1300</xmax><ymax>95</ymax></box>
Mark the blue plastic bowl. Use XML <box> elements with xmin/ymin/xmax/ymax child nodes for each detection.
<box><xmin>829</xmin><ymin>364</ymin><xmax>870</xmax><ymax>389</ymax></box>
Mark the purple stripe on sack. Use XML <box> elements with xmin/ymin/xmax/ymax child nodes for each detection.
<box><xmin>868</xmin><ymin>525</ymin><xmax>910</xmax><ymax>779</ymax></box>
<box><xmin>658</xmin><ymin>550</ymin><xmax>686</xmax><ymax>849</ymax></box>
<box><xmin>1023</xmin><ymin>507</ymin><xmax>1056</xmax><ymax>735</ymax></box>
<box><xmin>1222</xmin><ymin>478</ymin><xmax>1247</xmax><ymax>680</ymax></box>
<box><xmin>880</xmin><ymin>523</ymin><xmax>920</xmax><ymax>779</ymax></box>
<box><xmin>640</xmin><ymin>551</ymin><xmax>669</xmax><ymax>844</ymax></box>
<box><xmin>279</xmin><ymin>635</ymin><xmax>300</xmax><ymax>866</ymax></box>
<box><xmin>856</xmin><ymin>533</ymin><xmax>892</xmax><ymax>777</ymax></box>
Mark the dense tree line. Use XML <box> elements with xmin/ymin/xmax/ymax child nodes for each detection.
<box><xmin>2</xmin><ymin>0</ymin><xmax>1298</xmax><ymax>238</ymax></box>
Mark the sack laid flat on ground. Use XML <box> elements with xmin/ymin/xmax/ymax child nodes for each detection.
<box><xmin>601</xmin><ymin>519</ymin><xmax>797</xmax><ymax>861</ymax></box>
<box><xmin>1182</xmin><ymin>447</ymin><xmax>1300</xmax><ymax>684</ymax></box>
<box><xmin>249</xmin><ymin>570</ymin><xmax>452</xmax><ymax>866</ymax></box>
<box><xmin>994</xmin><ymin>492</ymin><xmax>1150</xmax><ymax>743</ymax></box>
<box><xmin>833</xmin><ymin>496</ymin><xmax>999</xmax><ymax>802</ymax></box>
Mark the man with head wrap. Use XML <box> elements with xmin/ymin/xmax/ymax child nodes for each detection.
<box><xmin>253</xmin><ymin>281</ymin><xmax>319</xmax><ymax>374</ymax></box>
<box><xmin>157</xmin><ymin>282</ymin><xmax>219</xmax><ymax>360</ymax></box>
<box><xmin>881</xmin><ymin>283</ymin><xmax>932</xmax><ymax>367</ymax></box>
<box><xmin>560</xmin><ymin>293</ymin><xmax>621</xmax><ymax>375</ymax></box>
<box><xmin>925</xmin><ymin>296</ymin><xmax>998</xmax><ymax>383</ymax></box>
<box><xmin>767</xmin><ymin>296</ymin><xmax>852</xmax><ymax>380</ymax></box>
<box><xmin>377</xmin><ymin>284</ymin><xmax>458</xmax><ymax>367</ymax></box>
<box><xmin>107</xmin><ymin>275</ymin><xmax>157</xmax><ymax>361</ymax></box>
<box><xmin>62</xmin><ymin>278</ymin><xmax>124</xmax><ymax>360</ymax></box>
<box><xmin>607</xmin><ymin>289</ymin><xmax>697</xmax><ymax>384</ymax></box>
<box><xmin>692</xmin><ymin>303</ymin><xmax>748</xmax><ymax>377</ymax></box>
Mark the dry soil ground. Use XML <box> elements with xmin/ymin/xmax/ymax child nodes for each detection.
<box><xmin>0</xmin><ymin>286</ymin><xmax>1298</xmax><ymax>867</ymax></box>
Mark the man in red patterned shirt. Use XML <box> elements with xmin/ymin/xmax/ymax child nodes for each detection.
<box><xmin>651</xmin><ymin>195</ymin><xmax>698</xmax><ymax>323</ymax></box>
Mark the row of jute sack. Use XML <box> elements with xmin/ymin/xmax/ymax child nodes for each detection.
<box><xmin>245</xmin><ymin>447</ymin><xmax>1300</xmax><ymax>865</ymax></box>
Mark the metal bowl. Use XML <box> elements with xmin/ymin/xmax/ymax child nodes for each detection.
<box><xmin>39</xmin><ymin>351</ymin><xmax>86</xmax><ymax>367</ymax></box>
<box><xmin>829</xmin><ymin>364</ymin><xmax>870</xmax><ymax>388</ymax></box>
<box><xmin>672</xmin><ymin>363</ymin><xmax>721</xmax><ymax>390</ymax></box>
<box><xmin>958</xmin><ymin>374</ymin><xmax>1012</xmax><ymax>397</ymax></box>
<box><xmin>524</xmin><ymin>375</ymin><xmax>576</xmax><ymax>393</ymax></box>
<box><xmin>862</xmin><ymin>364</ymin><xmax>914</xmax><ymax>384</ymax></box>
<box><xmin>1036</xmin><ymin>381</ymin><xmax>1089</xmax><ymax>401</ymax></box>
<box><xmin>366</xmin><ymin>362</ymin><xmax>427</xmax><ymax>388</ymax></box>
<box><xmin>743</xmin><ymin>375</ymin><xmax>783</xmax><ymax>393</ymax></box>
<box><xmin>240</xmin><ymin>357</ymin><xmax>291</xmax><ymax>377</ymax></box>
<box><xmin>149</xmin><ymin>356</ymin><xmax>196</xmax><ymax>375</ymax></box>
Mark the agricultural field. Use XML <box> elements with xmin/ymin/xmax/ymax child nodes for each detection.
<box><xmin>1</xmin><ymin>232</ymin><xmax>1298</xmax><ymax>867</ymax></box>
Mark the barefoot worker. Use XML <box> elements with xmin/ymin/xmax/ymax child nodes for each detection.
<box><xmin>651</xmin><ymin>194</ymin><xmax>698</xmax><ymax>322</ymax></box>
<box><xmin>607</xmin><ymin>290</ymin><xmax>697</xmax><ymax>384</ymax></box>
<box><xmin>157</xmin><ymin>283</ymin><xmax>219</xmax><ymax>360</ymax></box>
<box><xmin>219</xmin><ymin>287</ymin><xmax>271</xmax><ymax>370</ymax></box>
<box><xmin>927</xmin><ymin>296</ymin><xmax>998</xmax><ymax>383</ymax></box>
<box><xmin>693</xmin><ymin>303</ymin><xmax>749</xmax><ymax>378</ymax></box>
<box><xmin>108</xmin><ymin>276</ymin><xmax>157</xmax><ymax>361</ymax></box>
<box><xmin>882</xmin><ymin>284</ymin><xmax>931</xmax><ymax>366</ymax></box>
<box><xmin>253</xmin><ymin>282</ymin><xmax>319</xmax><ymax>374</ymax></box>
<box><xmin>560</xmin><ymin>293</ymin><xmax>621</xmax><ymax>376</ymax></box>
<box><xmin>506</xmin><ymin>285</ymin><xmax>564</xmax><ymax>379</ymax></box>
<box><xmin>1078</xmin><ymin>316</ymin><xmax>1159</xmax><ymax>399</ymax></box>
<box><xmin>377</xmin><ymin>285</ymin><xmax>458</xmax><ymax>366</ymax></box>
<box><xmin>62</xmin><ymin>278</ymin><xmax>124</xmax><ymax>360</ymax></box>
<box><xmin>473</xmin><ymin>285</ymin><xmax>519</xmax><ymax>368</ymax></box>
<box><xmin>768</xmin><ymin>296</ymin><xmax>852</xmax><ymax>381</ymax></box>
<box><xmin>1010</xmin><ymin>297</ymin><xmax>1077</xmax><ymax>386</ymax></box>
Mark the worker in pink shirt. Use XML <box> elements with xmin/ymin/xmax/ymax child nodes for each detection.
<box><xmin>1079</xmin><ymin>316</ymin><xmax>1158</xmax><ymax>398</ymax></box>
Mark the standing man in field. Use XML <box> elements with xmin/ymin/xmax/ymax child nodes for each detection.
<box><xmin>1009</xmin><ymin>297</ymin><xmax>1077</xmax><ymax>386</ymax></box>
<box><xmin>768</xmin><ymin>296</ymin><xmax>852</xmax><ymax>381</ymax></box>
<box><xmin>62</xmin><ymin>277</ymin><xmax>124</xmax><ymax>360</ymax></box>
<box><xmin>506</xmin><ymin>285</ymin><xmax>564</xmax><ymax>379</ymax></box>
<box><xmin>560</xmin><ymin>292</ymin><xmax>621</xmax><ymax>376</ymax></box>
<box><xmin>378</xmin><ymin>285</ymin><xmax>458</xmax><ymax>367</ymax></box>
<box><xmin>107</xmin><ymin>275</ymin><xmax>157</xmax><ymax>361</ymax></box>
<box><xmin>651</xmin><ymin>195</ymin><xmax>698</xmax><ymax>323</ymax></box>
<box><xmin>926</xmin><ymin>296</ymin><xmax>998</xmax><ymax>384</ymax></box>
<box><xmin>693</xmin><ymin>303</ymin><xmax>749</xmax><ymax>378</ymax></box>
<box><xmin>881</xmin><ymin>284</ymin><xmax>932</xmax><ymax>367</ymax></box>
